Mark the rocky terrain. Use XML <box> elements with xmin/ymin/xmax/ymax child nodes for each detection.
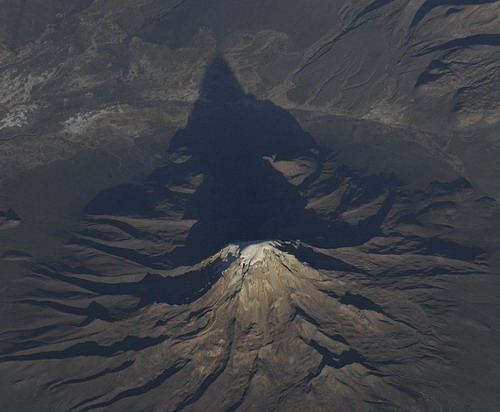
<box><xmin>1</xmin><ymin>1</ymin><xmax>500</xmax><ymax>411</ymax></box>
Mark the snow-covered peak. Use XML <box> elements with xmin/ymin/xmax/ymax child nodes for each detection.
<box><xmin>225</xmin><ymin>240</ymin><xmax>282</xmax><ymax>266</ymax></box>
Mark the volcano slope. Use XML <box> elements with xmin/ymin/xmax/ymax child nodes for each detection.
<box><xmin>0</xmin><ymin>58</ymin><xmax>497</xmax><ymax>411</ymax></box>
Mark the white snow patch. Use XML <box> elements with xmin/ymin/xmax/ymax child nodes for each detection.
<box><xmin>226</xmin><ymin>240</ymin><xmax>282</xmax><ymax>266</ymax></box>
<box><xmin>0</xmin><ymin>103</ymin><xmax>41</xmax><ymax>130</ymax></box>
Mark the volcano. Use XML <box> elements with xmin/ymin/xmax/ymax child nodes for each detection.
<box><xmin>1</xmin><ymin>55</ymin><xmax>496</xmax><ymax>410</ymax></box>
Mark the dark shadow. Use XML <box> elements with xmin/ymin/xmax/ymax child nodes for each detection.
<box><xmin>415</xmin><ymin>59</ymin><xmax>450</xmax><ymax>88</ymax></box>
<box><xmin>147</xmin><ymin>57</ymin><xmax>322</xmax><ymax>263</ymax></box>
<box><xmin>419</xmin><ymin>33</ymin><xmax>500</xmax><ymax>55</ymax></box>
<box><xmin>30</xmin><ymin>265</ymin><xmax>222</xmax><ymax>308</ymax></box>
<box><xmin>19</xmin><ymin>299</ymin><xmax>115</xmax><ymax>326</ymax></box>
<box><xmin>52</xmin><ymin>360</ymin><xmax>135</xmax><ymax>388</ymax></box>
<box><xmin>0</xmin><ymin>334</ymin><xmax>169</xmax><ymax>362</ymax></box>
<box><xmin>79</xmin><ymin>363</ymin><xmax>187</xmax><ymax>412</ymax></box>
<box><xmin>81</xmin><ymin>56</ymin><xmax>484</xmax><ymax>272</ymax></box>
<box><xmin>339</xmin><ymin>292</ymin><xmax>386</xmax><ymax>313</ymax></box>
<box><xmin>0</xmin><ymin>208</ymin><xmax>21</xmax><ymax>221</ymax></box>
<box><xmin>283</xmin><ymin>243</ymin><xmax>367</xmax><ymax>274</ymax></box>
<box><xmin>83</xmin><ymin>57</ymin><xmax>402</xmax><ymax>265</ymax></box>
<box><xmin>309</xmin><ymin>340</ymin><xmax>377</xmax><ymax>370</ymax></box>
<box><xmin>410</xmin><ymin>0</ymin><xmax>498</xmax><ymax>28</ymax></box>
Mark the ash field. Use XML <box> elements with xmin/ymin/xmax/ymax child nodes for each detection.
<box><xmin>1</xmin><ymin>1</ymin><xmax>500</xmax><ymax>411</ymax></box>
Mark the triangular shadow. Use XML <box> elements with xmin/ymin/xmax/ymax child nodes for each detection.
<box><xmin>84</xmin><ymin>57</ymin><xmax>396</xmax><ymax>266</ymax></box>
<box><xmin>155</xmin><ymin>57</ymin><xmax>324</xmax><ymax>263</ymax></box>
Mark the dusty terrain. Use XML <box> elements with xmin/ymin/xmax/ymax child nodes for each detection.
<box><xmin>1</xmin><ymin>1</ymin><xmax>500</xmax><ymax>411</ymax></box>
